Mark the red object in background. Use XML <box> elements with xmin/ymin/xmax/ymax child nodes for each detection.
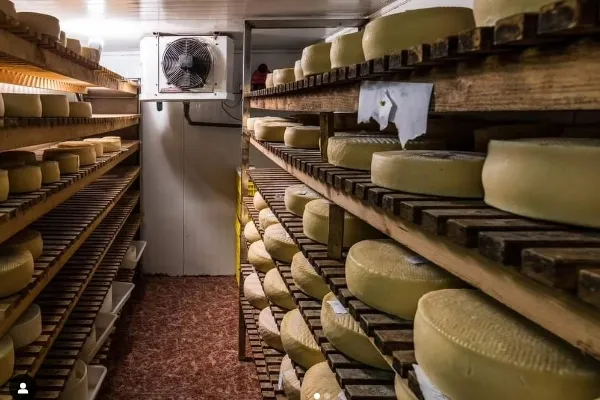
<box><xmin>251</xmin><ymin>71</ymin><xmax>268</xmax><ymax>85</ymax></box>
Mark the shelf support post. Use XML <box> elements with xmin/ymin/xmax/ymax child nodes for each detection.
<box><xmin>319</xmin><ymin>112</ymin><xmax>334</xmax><ymax>162</ymax></box>
<box><xmin>327</xmin><ymin>203</ymin><xmax>345</xmax><ymax>260</ymax></box>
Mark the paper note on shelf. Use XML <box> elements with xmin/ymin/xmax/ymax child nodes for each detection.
<box><xmin>327</xmin><ymin>300</ymin><xmax>348</xmax><ymax>314</ymax></box>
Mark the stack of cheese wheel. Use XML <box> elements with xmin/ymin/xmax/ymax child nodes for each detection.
<box><xmin>327</xmin><ymin>136</ymin><xmax>403</xmax><ymax>170</ymax></box>
<box><xmin>0</xmin><ymin>170</ymin><xmax>7</xmax><ymax>202</ymax></box>
<box><xmin>266</xmin><ymin>73</ymin><xmax>274</xmax><ymax>88</ymax></box>
<box><xmin>273</xmin><ymin>68</ymin><xmax>296</xmax><ymax>86</ymax></box>
<box><xmin>0</xmin><ymin>0</ymin><xmax>16</xmax><ymax>18</ymax></box>
<box><xmin>362</xmin><ymin>7</ymin><xmax>475</xmax><ymax>61</ymax></box>
<box><xmin>30</xmin><ymin>161</ymin><xmax>60</xmax><ymax>184</ymax></box>
<box><xmin>263</xmin><ymin>268</ymin><xmax>296</xmax><ymax>310</ymax></box>
<box><xmin>346</xmin><ymin>240</ymin><xmax>463</xmax><ymax>319</ymax></box>
<box><xmin>303</xmin><ymin>199</ymin><xmax>381</xmax><ymax>247</ymax></box>
<box><xmin>61</xmin><ymin>359</ymin><xmax>88</xmax><ymax>400</ymax></box>
<box><xmin>43</xmin><ymin>153</ymin><xmax>79</xmax><ymax>174</ymax></box>
<box><xmin>253</xmin><ymin>192</ymin><xmax>268</xmax><ymax>211</ymax></box>
<box><xmin>259</xmin><ymin>208</ymin><xmax>279</xmax><ymax>230</ymax></box>
<box><xmin>321</xmin><ymin>292</ymin><xmax>389</xmax><ymax>369</ymax></box>
<box><xmin>415</xmin><ymin>289</ymin><xmax>600</xmax><ymax>400</ymax></box>
<box><xmin>301</xmin><ymin>42</ymin><xmax>332</xmax><ymax>76</ymax></box>
<box><xmin>248</xmin><ymin>240</ymin><xmax>276</xmax><ymax>273</ymax></box>
<box><xmin>40</xmin><ymin>94</ymin><xmax>69</xmax><ymax>117</ymax></box>
<box><xmin>9</xmin><ymin>303</ymin><xmax>42</xmax><ymax>348</ymax></box>
<box><xmin>474</xmin><ymin>0</ymin><xmax>549</xmax><ymax>26</ymax></box>
<box><xmin>281</xmin><ymin>309</ymin><xmax>325</xmax><ymax>369</ymax></box>
<box><xmin>301</xmin><ymin>362</ymin><xmax>342</xmax><ymax>400</ymax></box>
<box><xmin>243</xmin><ymin>272</ymin><xmax>269</xmax><ymax>310</ymax></box>
<box><xmin>0</xmin><ymin>247</ymin><xmax>34</xmax><ymax>297</ymax></box>
<box><xmin>371</xmin><ymin>151</ymin><xmax>486</xmax><ymax>198</ymax></box>
<box><xmin>258</xmin><ymin>307</ymin><xmax>284</xmax><ymax>351</ymax></box>
<box><xmin>482</xmin><ymin>138</ymin><xmax>600</xmax><ymax>228</ymax></box>
<box><xmin>291</xmin><ymin>252</ymin><xmax>330</xmax><ymax>300</ymax></box>
<box><xmin>0</xmin><ymin>335</ymin><xmax>14</xmax><ymax>386</ymax></box>
<box><xmin>3</xmin><ymin>94</ymin><xmax>42</xmax><ymax>117</ymax></box>
<box><xmin>264</xmin><ymin>224</ymin><xmax>299</xmax><ymax>263</ymax></box>
<box><xmin>280</xmin><ymin>355</ymin><xmax>301</xmax><ymax>400</ymax></box>
<box><xmin>294</xmin><ymin>60</ymin><xmax>303</xmax><ymax>81</ymax></box>
<box><xmin>7</xmin><ymin>165</ymin><xmax>42</xmax><ymax>193</ymax></box>
<box><xmin>284</xmin><ymin>184</ymin><xmax>321</xmax><ymax>217</ymax></box>
<box><xmin>16</xmin><ymin>12</ymin><xmax>61</xmax><ymax>40</ymax></box>
<box><xmin>6</xmin><ymin>229</ymin><xmax>43</xmax><ymax>260</ymax></box>
<box><xmin>84</xmin><ymin>137</ymin><xmax>121</xmax><ymax>153</ymax></box>
<box><xmin>69</xmin><ymin>101</ymin><xmax>93</xmax><ymax>117</ymax></box>
<box><xmin>330</xmin><ymin>31</ymin><xmax>365</xmax><ymax>69</ymax></box>
<box><xmin>255</xmin><ymin>121</ymin><xmax>301</xmax><ymax>142</ymax></box>
<box><xmin>243</xmin><ymin>221</ymin><xmax>261</xmax><ymax>244</ymax></box>
<box><xmin>66</xmin><ymin>38</ymin><xmax>81</xmax><ymax>54</ymax></box>
<box><xmin>284</xmin><ymin>126</ymin><xmax>321</xmax><ymax>149</ymax></box>
<box><xmin>45</xmin><ymin>144</ymin><xmax>96</xmax><ymax>166</ymax></box>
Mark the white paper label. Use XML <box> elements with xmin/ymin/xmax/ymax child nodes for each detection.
<box><xmin>278</xmin><ymin>372</ymin><xmax>284</xmax><ymax>390</ymax></box>
<box><xmin>327</xmin><ymin>300</ymin><xmax>348</xmax><ymax>314</ymax></box>
<box><xmin>414</xmin><ymin>365</ymin><xmax>451</xmax><ymax>400</ymax></box>
<box><xmin>406</xmin><ymin>255</ymin><xmax>428</xmax><ymax>265</ymax></box>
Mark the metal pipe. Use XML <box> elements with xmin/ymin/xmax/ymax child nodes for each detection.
<box><xmin>183</xmin><ymin>102</ymin><xmax>242</xmax><ymax>128</ymax></box>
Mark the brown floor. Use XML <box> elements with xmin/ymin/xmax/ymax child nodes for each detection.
<box><xmin>98</xmin><ymin>276</ymin><xmax>262</xmax><ymax>400</ymax></box>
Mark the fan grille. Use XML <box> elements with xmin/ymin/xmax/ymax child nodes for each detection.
<box><xmin>162</xmin><ymin>38</ymin><xmax>213</xmax><ymax>90</ymax></box>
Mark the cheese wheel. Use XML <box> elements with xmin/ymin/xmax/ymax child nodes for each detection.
<box><xmin>0</xmin><ymin>170</ymin><xmax>7</xmax><ymax>202</ymax></box>
<box><xmin>281</xmin><ymin>309</ymin><xmax>325</xmax><ymax>369</ymax></box>
<box><xmin>258</xmin><ymin>307</ymin><xmax>283</xmax><ymax>351</ymax></box>
<box><xmin>248</xmin><ymin>240</ymin><xmax>276</xmax><ymax>273</ymax></box>
<box><xmin>483</xmin><ymin>138</ymin><xmax>600</xmax><ymax>228</ymax></box>
<box><xmin>301</xmin><ymin>362</ymin><xmax>341</xmax><ymax>400</ymax></box>
<box><xmin>259</xmin><ymin>208</ymin><xmax>279</xmax><ymax>230</ymax></box>
<box><xmin>474</xmin><ymin>0</ymin><xmax>549</xmax><ymax>27</ymax></box>
<box><xmin>247</xmin><ymin>117</ymin><xmax>292</xmax><ymax>131</ymax></box>
<box><xmin>414</xmin><ymin>289</ymin><xmax>600</xmax><ymax>400</ymax></box>
<box><xmin>59</xmin><ymin>30</ymin><xmax>66</xmax><ymax>46</ymax></box>
<box><xmin>61</xmin><ymin>359</ymin><xmax>88</xmax><ymax>400</ymax></box>
<box><xmin>291</xmin><ymin>252</ymin><xmax>330</xmax><ymax>300</ymax></box>
<box><xmin>2</xmin><ymin>93</ymin><xmax>42</xmax><ymax>117</ymax></box>
<box><xmin>303</xmin><ymin>199</ymin><xmax>382</xmax><ymax>247</ymax></box>
<box><xmin>266</xmin><ymin>73</ymin><xmax>274</xmax><ymax>88</ymax></box>
<box><xmin>9</xmin><ymin>303</ymin><xmax>42</xmax><ymax>348</ymax></box>
<box><xmin>331</xmin><ymin>31</ymin><xmax>365</xmax><ymax>69</ymax></box>
<box><xmin>81</xmin><ymin>46</ymin><xmax>100</xmax><ymax>62</ymax></box>
<box><xmin>346</xmin><ymin>240</ymin><xmax>463</xmax><ymax>319</ymax></box>
<box><xmin>7</xmin><ymin>165</ymin><xmax>42</xmax><ymax>193</ymax></box>
<box><xmin>371</xmin><ymin>150</ymin><xmax>486</xmax><ymax>198</ymax></box>
<box><xmin>0</xmin><ymin>0</ymin><xmax>16</xmax><ymax>18</ymax></box>
<box><xmin>6</xmin><ymin>229</ymin><xmax>43</xmax><ymax>260</ymax></box>
<box><xmin>395</xmin><ymin>375</ymin><xmax>418</xmax><ymax>400</ymax></box>
<box><xmin>244</xmin><ymin>272</ymin><xmax>269</xmax><ymax>310</ymax></box>
<box><xmin>253</xmin><ymin>192</ymin><xmax>268</xmax><ymax>211</ymax></box>
<box><xmin>362</xmin><ymin>8</ymin><xmax>475</xmax><ymax>61</ymax></box>
<box><xmin>273</xmin><ymin>68</ymin><xmax>296</xmax><ymax>86</ymax></box>
<box><xmin>43</xmin><ymin>153</ymin><xmax>79</xmax><ymax>174</ymax></box>
<box><xmin>0</xmin><ymin>150</ymin><xmax>36</xmax><ymax>165</ymax></box>
<box><xmin>0</xmin><ymin>335</ymin><xmax>14</xmax><ymax>387</ymax></box>
<box><xmin>264</xmin><ymin>224</ymin><xmax>299</xmax><ymax>263</ymax></box>
<box><xmin>294</xmin><ymin>60</ymin><xmax>304</xmax><ymax>81</ymax></box>
<box><xmin>327</xmin><ymin>136</ymin><xmax>403</xmax><ymax>171</ymax></box>
<box><xmin>322</xmin><ymin>292</ymin><xmax>390</xmax><ymax>369</ymax></box>
<box><xmin>79</xmin><ymin>324</ymin><xmax>97</xmax><ymax>363</ymax></box>
<box><xmin>84</xmin><ymin>138</ymin><xmax>120</xmax><ymax>153</ymax></box>
<box><xmin>0</xmin><ymin>93</ymin><xmax>4</xmax><ymax>117</ymax></box>
<box><xmin>0</xmin><ymin>248</ymin><xmax>34</xmax><ymax>297</ymax></box>
<box><xmin>280</xmin><ymin>355</ymin><xmax>301</xmax><ymax>400</ymax></box>
<box><xmin>40</xmin><ymin>94</ymin><xmax>69</xmax><ymax>117</ymax></box>
<box><xmin>69</xmin><ymin>101</ymin><xmax>92</xmax><ymax>118</ymax></box>
<box><xmin>44</xmin><ymin>146</ymin><xmax>96</xmax><ymax>166</ymax></box>
<box><xmin>63</xmin><ymin>140</ymin><xmax>103</xmax><ymax>157</ymax></box>
<box><xmin>243</xmin><ymin>221</ymin><xmax>261</xmax><ymax>244</ymax></box>
<box><xmin>66</xmin><ymin>38</ymin><xmax>81</xmax><ymax>54</ymax></box>
<box><xmin>284</xmin><ymin>125</ymin><xmax>321</xmax><ymax>149</ymax></box>
<box><xmin>284</xmin><ymin>184</ymin><xmax>321</xmax><ymax>217</ymax></box>
<box><xmin>30</xmin><ymin>161</ymin><xmax>60</xmax><ymax>184</ymax></box>
<box><xmin>16</xmin><ymin>12</ymin><xmax>61</xmax><ymax>39</ymax></box>
<box><xmin>301</xmin><ymin>42</ymin><xmax>332</xmax><ymax>76</ymax></box>
<box><xmin>255</xmin><ymin>121</ymin><xmax>301</xmax><ymax>142</ymax></box>
<box><xmin>264</xmin><ymin>268</ymin><xmax>296</xmax><ymax>310</ymax></box>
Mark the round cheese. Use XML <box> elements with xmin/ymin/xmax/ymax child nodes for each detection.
<box><xmin>30</xmin><ymin>161</ymin><xmax>60</xmax><ymax>184</ymax></box>
<box><xmin>284</xmin><ymin>125</ymin><xmax>321</xmax><ymax>149</ymax></box>
<box><xmin>0</xmin><ymin>0</ymin><xmax>16</xmax><ymax>19</ymax></box>
<box><xmin>247</xmin><ymin>117</ymin><xmax>292</xmax><ymax>131</ymax></box>
<box><xmin>273</xmin><ymin>68</ymin><xmax>296</xmax><ymax>86</ymax></box>
<box><xmin>266</xmin><ymin>73</ymin><xmax>274</xmax><ymax>88</ymax></box>
<box><xmin>0</xmin><ymin>335</ymin><xmax>14</xmax><ymax>387</ymax></box>
<box><xmin>284</xmin><ymin>184</ymin><xmax>322</xmax><ymax>217</ymax></box>
<box><xmin>280</xmin><ymin>355</ymin><xmax>301</xmax><ymax>400</ymax></box>
<box><xmin>301</xmin><ymin>42</ymin><xmax>332</xmax><ymax>76</ymax></box>
<box><xmin>0</xmin><ymin>93</ymin><xmax>4</xmax><ymax>117</ymax></box>
<box><xmin>0</xmin><ymin>150</ymin><xmax>36</xmax><ymax>165</ymax></box>
<box><xmin>264</xmin><ymin>268</ymin><xmax>296</xmax><ymax>310</ymax></box>
<box><xmin>362</xmin><ymin>8</ymin><xmax>475</xmax><ymax>61</ymax></box>
<box><xmin>68</xmin><ymin>140</ymin><xmax>103</xmax><ymax>157</ymax></box>
<box><xmin>43</xmin><ymin>153</ymin><xmax>79</xmax><ymax>174</ymax></box>
<box><xmin>0</xmin><ymin>248</ymin><xmax>34</xmax><ymax>297</ymax></box>
<box><xmin>0</xmin><ymin>170</ymin><xmax>7</xmax><ymax>202</ymax></box>
<box><xmin>248</xmin><ymin>240</ymin><xmax>276</xmax><ymax>273</ymax></box>
<box><xmin>69</xmin><ymin>102</ymin><xmax>92</xmax><ymax>118</ymax></box>
<box><xmin>6</xmin><ymin>229</ymin><xmax>43</xmax><ymax>260</ymax></box>
<box><xmin>61</xmin><ymin>359</ymin><xmax>88</xmax><ymax>400</ymax></box>
<box><xmin>483</xmin><ymin>138</ymin><xmax>600</xmax><ymax>228</ymax></box>
<box><xmin>322</xmin><ymin>292</ymin><xmax>390</xmax><ymax>369</ymax></box>
<box><xmin>244</xmin><ymin>272</ymin><xmax>269</xmax><ymax>310</ymax></box>
<box><xmin>16</xmin><ymin>12</ymin><xmax>61</xmax><ymax>39</ymax></box>
<box><xmin>294</xmin><ymin>60</ymin><xmax>304</xmax><ymax>81</ymax></box>
<box><xmin>2</xmin><ymin>93</ymin><xmax>42</xmax><ymax>117</ymax></box>
<box><xmin>281</xmin><ymin>309</ymin><xmax>325</xmax><ymax>369</ymax></box>
<box><xmin>9</xmin><ymin>303</ymin><xmax>41</xmax><ymax>348</ymax></box>
<box><xmin>243</xmin><ymin>221</ymin><xmax>261</xmax><ymax>244</ymax></box>
<box><xmin>40</xmin><ymin>94</ymin><xmax>69</xmax><ymax>117</ymax></box>
<box><xmin>253</xmin><ymin>192</ymin><xmax>268</xmax><ymax>211</ymax></box>
<box><xmin>259</xmin><ymin>208</ymin><xmax>279</xmax><ymax>230</ymax></box>
<box><xmin>415</xmin><ymin>289</ymin><xmax>600</xmax><ymax>400</ymax></box>
<box><xmin>84</xmin><ymin>137</ymin><xmax>120</xmax><ymax>153</ymax></box>
<box><xmin>79</xmin><ymin>324</ymin><xmax>97</xmax><ymax>363</ymax></box>
<box><xmin>291</xmin><ymin>252</ymin><xmax>330</xmax><ymax>300</ymax></box>
<box><xmin>66</xmin><ymin>38</ymin><xmax>81</xmax><ymax>54</ymax></box>
<box><xmin>303</xmin><ymin>199</ymin><xmax>382</xmax><ymax>247</ymax></box>
<box><xmin>59</xmin><ymin>31</ymin><xmax>66</xmax><ymax>46</ymax></box>
<box><xmin>346</xmin><ymin>240</ymin><xmax>463</xmax><ymax>319</ymax></box>
<box><xmin>44</xmin><ymin>146</ymin><xmax>96</xmax><ymax>166</ymax></box>
<box><xmin>327</xmin><ymin>136</ymin><xmax>403</xmax><ymax>171</ymax></box>
<box><xmin>474</xmin><ymin>0</ymin><xmax>550</xmax><ymax>27</ymax></box>
<box><xmin>371</xmin><ymin>150</ymin><xmax>486</xmax><ymax>198</ymax></box>
<box><xmin>7</xmin><ymin>165</ymin><xmax>42</xmax><ymax>193</ymax></box>
<box><xmin>258</xmin><ymin>307</ymin><xmax>283</xmax><ymax>351</ymax></box>
<box><xmin>255</xmin><ymin>121</ymin><xmax>301</xmax><ymax>142</ymax></box>
<box><xmin>301</xmin><ymin>362</ymin><xmax>341</xmax><ymax>400</ymax></box>
<box><xmin>331</xmin><ymin>31</ymin><xmax>365</xmax><ymax>69</ymax></box>
<box><xmin>264</xmin><ymin>224</ymin><xmax>299</xmax><ymax>263</ymax></box>
<box><xmin>81</xmin><ymin>46</ymin><xmax>100</xmax><ymax>62</ymax></box>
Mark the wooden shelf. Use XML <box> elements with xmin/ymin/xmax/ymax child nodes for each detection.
<box><xmin>0</xmin><ymin>140</ymin><xmax>140</xmax><ymax>246</ymax></box>
<box><xmin>0</xmin><ymin>114</ymin><xmax>140</xmax><ymax>151</ymax></box>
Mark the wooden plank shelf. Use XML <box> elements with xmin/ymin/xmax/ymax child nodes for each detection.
<box><xmin>0</xmin><ymin>166</ymin><xmax>140</xmax><ymax>338</ymax></box>
<box><xmin>0</xmin><ymin>114</ymin><xmax>140</xmax><ymax>151</ymax></box>
<box><xmin>0</xmin><ymin>140</ymin><xmax>140</xmax><ymax>245</ymax></box>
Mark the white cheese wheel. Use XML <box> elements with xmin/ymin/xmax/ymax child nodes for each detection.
<box><xmin>43</xmin><ymin>153</ymin><xmax>79</xmax><ymax>174</ymax></box>
<box><xmin>7</xmin><ymin>165</ymin><xmax>42</xmax><ymax>193</ymax></box>
<box><xmin>6</xmin><ymin>229</ymin><xmax>43</xmax><ymax>260</ymax></box>
<box><xmin>69</xmin><ymin>102</ymin><xmax>92</xmax><ymax>118</ymax></box>
<box><xmin>395</xmin><ymin>375</ymin><xmax>418</xmax><ymax>400</ymax></box>
<box><xmin>301</xmin><ymin>362</ymin><xmax>341</xmax><ymax>400</ymax></box>
<box><xmin>243</xmin><ymin>221</ymin><xmax>261</xmax><ymax>244</ymax></box>
<box><xmin>79</xmin><ymin>324</ymin><xmax>97</xmax><ymax>363</ymax></box>
<box><xmin>280</xmin><ymin>355</ymin><xmax>301</xmax><ymax>400</ymax></box>
<box><xmin>266</xmin><ymin>73</ymin><xmax>274</xmax><ymax>88</ymax></box>
<box><xmin>0</xmin><ymin>335</ymin><xmax>14</xmax><ymax>387</ymax></box>
<box><xmin>255</xmin><ymin>121</ymin><xmax>301</xmax><ymax>142</ymax></box>
<box><xmin>281</xmin><ymin>309</ymin><xmax>325</xmax><ymax>369</ymax></box>
<box><xmin>346</xmin><ymin>240</ymin><xmax>463</xmax><ymax>319</ymax></box>
<box><xmin>253</xmin><ymin>192</ymin><xmax>268</xmax><ymax>211</ymax></box>
<box><xmin>59</xmin><ymin>30</ymin><xmax>66</xmax><ymax>46</ymax></box>
<box><xmin>30</xmin><ymin>161</ymin><xmax>60</xmax><ymax>184</ymax></box>
<box><xmin>284</xmin><ymin>125</ymin><xmax>321</xmax><ymax>149</ymax></box>
<box><xmin>40</xmin><ymin>94</ymin><xmax>69</xmax><ymax>117</ymax></box>
<box><xmin>301</xmin><ymin>42</ymin><xmax>332</xmax><ymax>76</ymax></box>
<box><xmin>61</xmin><ymin>359</ymin><xmax>88</xmax><ymax>400</ymax></box>
<box><xmin>99</xmin><ymin>285</ymin><xmax>112</xmax><ymax>313</ymax></box>
<box><xmin>294</xmin><ymin>60</ymin><xmax>304</xmax><ymax>81</ymax></box>
<box><xmin>259</xmin><ymin>208</ymin><xmax>279</xmax><ymax>230</ymax></box>
<box><xmin>303</xmin><ymin>199</ymin><xmax>382</xmax><ymax>247</ymax></box>
<box><xmin>44</xmin><ymin>146</ymin><xmax>96</xmax><ymax>166</ymax></box>
<box><xmin>0</xmin><ymin>0</ymin><xmax>16</xmax><ymax>18</ymax></box>
<box><xmin>0</xmin><ymin>248</ymin><xmax>34</xmax><ymax>297</ymax></box>
<box><xmin>258</xmin><ymin>307</ymin><xmax>284</xmax><ymax>351</ymax></box>
<box><xmin>66</xmin><ymin>38</ymin><xmax>81</xmax><ymax>54</ymax></box>
<box><xmin>0</xmin><ymin>150</ymin><xmax>36</xmax><ymax>165</ymax></box>
<box><xmin>64</xmin><ymin>140</ymin><xmax>103</xmax><ymax>157</ymax></box>
<box><xmin>2</xmin><ymin>93</ymin><xmax>42</xmax><ymax>117</ymax></box>
<box><xmin>362</xmin><ymin>8</ymin><xmax>475</xmax><ymax>61</ymax></box>
<box><xmin>248</xmin><ymin>240</ymin><xmax>276</xmax><ymax>273</ymax></box>
<box><xmin>0</xmin><ymin>170</ymin><xmax>7</xmax><ymax>202</ymax></box>
<box><xmin>291</xmin><ymin>252</ymin><xmax>330</xmax><ymax>301</ymax></box>
<box><xmin>474</xmin><ymin>0</ymin><xmax>550</xmax><ymax>27</ymax></box>
<box><xmin>483</xmin><ymin>138</ymin><xmax>600</xmax><ymax>228</ymax></box>
<box><xmin>264</xmin><ymin>268</ymin><xmax>296</xmax><ymax>310</ymax></box>
<box><xmin>371</xmin><ymin>150</ymin><xmax>486</xmax><ymax>198</ymax></box>
<box><xmin>327</xmin><ymin>136</ymin><xmax>403</xmax><ymax>171</ymax></box>
<box><xmin>81</xmin><ymin>46</ymin><xmax>100</xmax><ymax>62</ymax></box>
<box><xmin>244</xmin><ymin>272</ymin><xmax>269</xmax><ymax>310</ymax></box>
<box><xmin>273</xmin><ymin>68</ymin><xmax>296</xmax><ymax>86</ymax></box>
<box><xmin>9</xmin><ymin>303</ymin><xmax>42</xmax><ymax>348</ymax></box>
<box><xmin>415</xmin><ymin>289</ymin><xmax>600</xmax><ymax>400</ymax></box>
<box><xmin>16</xmin><ymin>12</ymin><xmax>61</xmax><ymax>39</ymax></box>
<box><xmin>284</xmin><ymin>184</ymin><xmax>322</xmax><ymax>217</ymax></box>
<box><xmin>331</xmin><ymin>31</ymin><xmax>365</xmax><ymax>69</ymax></box>
<box><xmin>264</xmin><ymin>224</ymin><xmax>299</xmax><ymax>263</ymax></box>
<box><xmin>84</xmin><ymin>138</ymin><xmax>120</xmax><ymax>153</ymax></box>
<box><xmin>322</xmin><ymin>292</ymin><xmax>390</xmax><ymax>369</ymax></box>
<box><xmin>247</xmin><ymin>117</ymin><xmax>292</xmax><ymax>131</ymax></box>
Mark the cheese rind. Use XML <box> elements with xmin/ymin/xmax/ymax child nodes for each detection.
<box><xmin>247</xmin><ymin>117</ymin><xmax>292</xmax><ymax>131</ymax></box>
<box><xmin>81</xmin><ymin>46</ymin><xmax>100</xmax><ymax>62</ymax></box>
<box><xmin>259</xmin><ymin>208</ymin><xmax>279</xmax><ymax>230</ymax></box>
<box><xmin>84</xmin><ymin>138</ymin><xmax>120</xmax><ymax>153</ymax></box>
<box><xmin>264</xmin><ymin>224</ymin><xmax>299</xmax><ymax>263</ymax></box>
<box><xmin>7</xmin><ymin>165</ymin><xmax>42</xmax><ymax>193</ymax></box>
<box><xmin>284</xmin><ymin>184</ymin><xmax>322</xmax><ymax>217</ymax></box>
<box><xmin>248</xmin><ymin>240</ymin><xmax>276</xmax><ymax>273</ymax></box>
<box><xmin>331</xmin><ymin>31</ymin><xmax>365</xmax><ymax>69</ymax></box>
<box><xmin>253</xmin><ymin>192</ymin><xmax>268</xmax><ymax>211</ymax></box>
<box><xmin>0</xmin><ymin>248</ymin><xmax>34</xmax><ymax>297</ymax></box>
<box><xmin>474</xmin><ymin>0</ymin><xmax>550</xmax><ymax>26</ymax></box>
<box><xmin>9</xmin><ymin>303</ymin><xmax>42</xmax><ymax>348</ymax></box>
<box><xmin>40</xmin><ymin>94</ymin><xmax>69</xmax><ymax>117</ymax></box>
<box><xmin>301</xmin><ymin>42</ymin><xmax>332</xmax><ymax>76</ymax></box>
<box><xmin>30</xmin><ymin>161</ymin><xmax>60</xmax><ymax>184</ymax></box>
<box><xmin>0</xmin><ymin>335</ymin><xmax>14</xmax><ymax>387</ymax></box>
<box><xmin>294</xmin><ymin>60</ymin><xmax>304</xmax><ymax>81</ymax></box>
<box><xmin>6</xmin><ymin>229</ymin><xmax>43</xmax><ymax>260</ymax></box>
<box><xmin>258</xmin><ymin>307</ymin><xmax>284</xmax><ymax>351</ymax></box>
<box><xmin>301</xmin><ymin>362</ymin><xmax>341</xmax><ymax>400</ymax></box>
<box><xmin>291</xmin><ymin>252</ymin><xmax>330</xmax><ymax>300</ymax></box>
<box><xmin>16</xmin><ymin>12</ymin><xmax>61</xmax><ymax>39</ymax></box>
<box><xmin>280</xmin><ymin>355</ymin><xmax>301</xmax><ymax>400</ymax></box>
<box><xmin>243</xmin><ymin>272</ymin><xmax>269</xmax><ymax>310</ymax></box>
<box><xmin>255</xmin><ymin>121</ymin><xmax>301</xmax><ymax>142</ymax></box>
<box><xmin>281</xmin><ymin>309</ymin><xmax>325</xmax><ymax>369</ymax></box>
<box><xmin>44</xmin><ymin>146</ymin><xmax>96</xmax><ymax>166</ymax></box>
<box><xmin>284</xmin><ymin>125</ymin><xmax>321</xmax><ymax>149</ymax></box>
<box><xmin>243</xmin><ymin>221</ymin><xmax>261</xmax><ymax>244</ymax></box>
<box><xmin>2</xmin><ymin>94</ymin><xmax>42</xmax><ymax>117</ymax></box>
<box><xmin>327</xmin><ymin>136</ymin><xmax>403</xmax><ymax>171</ymax></box>
<box><xmin>0</xmin><ymin>150</ymin><xmax>36</xmax><ymax>165</ymax></box>
<box><xmin>66</xmin><ymin>38</ymin><xmax>81</xmax><ymax>53</ymax></box>
<box><xmin>273</xmin><ymin>68</ymin><xmax>296</xmax><ymax>86</ymax></box>
<box><xmin>266</xmin><ymin>73</ymin><xmax>274</xmax><ymax>88</ymax></box>
<box><xmin>64</xmin><ymin>140</ymin><xmax>103</xmax><ymax>157</ymax></box>
<box><xmin>0</xmin><ymin>170</ymin><xmax>7</xmax><ymax>202</ymax></box>
<box><xmin>264</xmin><ymin>268</ymin><xmax>296</xmax><ymax>310</ymax></box>
<box><xmin>69</xmin><ymin>101</ymin><xmax>93</xmax><ymax>117</ymax></box>
<box><xmin>43</xmin><ymin>153</ymin><xmax>79</xmax><ymax>174</ymax></box>
<box><xmin>415</xmin><ymin>289</ymin><xmax>600</xmax><ymax>400</ymax></box>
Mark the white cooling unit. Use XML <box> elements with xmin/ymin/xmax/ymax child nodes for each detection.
<box><xmin>140</xmin><ymin>35</ymin><xmax>234</xmax><ymax>101</ymax></box>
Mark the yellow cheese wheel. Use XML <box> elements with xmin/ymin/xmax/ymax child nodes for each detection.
<box><xmin>40</xmin><ymin>94</ymin><xmax>69</xmax><ymax>117</ymax></box>
<box><xmin>264</xmin><ymin>268</ymin><xmax>296</xmax><ymax>310</ymax></box>
<box><xmin>0</xmin><ymin>335</ymin><xmax>14</xmax><ymax>387</ymax></box>
<box><xmin>291</xmin><ymin>252</ymin><xmax>330</xmax><ymax>300</ymax></box>
<box><xmin>7</xmin><ymin>165</ymin><xmax>42</xmax><ymax>193</ymax></box>
<box><xmin>44</xmin><ymin>146</ymin><xmax>96</xmax><ymax>166</ymax></box>
<box><xmin>66</xmin><ymin>38</ymin><xmax>81</xmax><ymax>53</ymax></box>
<box><xmin>248</xmin><ymin>240</ymin><xmax>276</xmax><ymax>273</ymax></box>
<box><xmin>3</xmin><ymin>93</ymin><xmax>42</xmax><ymax>117</ymax></box>
<box><xmin>273</xmin><ymin>68</ymin><xmax>296</xmax><ymax>86</ymax></box>
<box><xmin>43</xmin><ymin>153</ymin><xmax>79</xmax><ymax>174</ymax></box>
<box><xmin>281</xmin><ymin>309</ymin><xmax>325</xmax><ymax>369</ymax></box>
<box><xmin>16</xmin><ymin>12</ymin><xmax>60</xmax><ymax>39</ymax></box>
<box><xmin>63</xmin><ymin>140</ymin><xmax>103</xmax><ymax>157</ymax></box>
<box><xmin>284</xmin><ymin>184</ymin><xmax>321</xmax><ymax>217</ymax></box>
<box><xmin>255</xmin><ymin>121</ymin><xmax>301</xmax><ymax>142</ymax></box>
<box><xmin>253</xmin><ymin>192</ymin><xmax>268</xmax><ymax>211</ymax></box>
<box><xmin>30</xmin><ymin>161</ymin><xmax>60</xmax><ymax>184</ymax></box>
<box><xmin>264</xmin><ymin>224</ymin><xmax>299</xmax><ymax>263</ymax></box>
<box><xmin>266</xmin><ymin>73</ymin><xmax>274</xmax><ymax>88</ymax></box>
<box><xmin>69</xmin><ymin>102</ymin><xmax>93</xmax><ymax>118</ymax></box>
<box><xmin>474</xmin><ymin>0</ymin><xmax>550</xmax><ymax>27</ymax></box>
<box><xmin>6</xmin><ymin>229</ymin><xmax>43</xmax><ymax>260</ymax></box>
<box><xmin>0</xmin><ymin>150</ymin><xmax>37</xmax><ymax>165</ymax></box>
<box><xmin>327</xmin><ymin>136</ymin><xmax>403</xmax><ymax>171</ymax></box>
<box><xmin>331</xmin><ymin>31</ymin><xmax>365</xmax><ymax>69</ymax></box>
<box><xmin>301</xmin><ymin>42</ymin><xmax>332</xmax><ymax>76</ymax></box>
<box><xmin>9</xmin><ymin>303</ymin><xmax>42</xmax><ymax>348</ymax></box>
<box><xmin>259</xmin><ymin>208</ymin><xmax>279</xmax><ymax>230</ymax></box>
<box><xmin>84</xmin><ymin>138</ymin><xmax>120</xmax><ymax>153</ymax></box>
<box><xmin>294</xmin><ymin>60</ymin><xmax>304</xmax><ymax>81</ymax></box>
<box><xmin>0</xmin><ymin>247</ymin><xmax>34</xmax><ymax>297</ymax></box>
<box><xmin>0</xmin><ymin>170</ymin><xmax>7</xmax><ymax>202</ymax></box>
<box><xmin>301</xmin><ymin>362</ymin><xmax>342</xmax><ymax>400</ymax></box>
<box><xmin>284</xmin><ymin>125</ymin><xmax>321</xmax><ymax>149</ymax></box>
